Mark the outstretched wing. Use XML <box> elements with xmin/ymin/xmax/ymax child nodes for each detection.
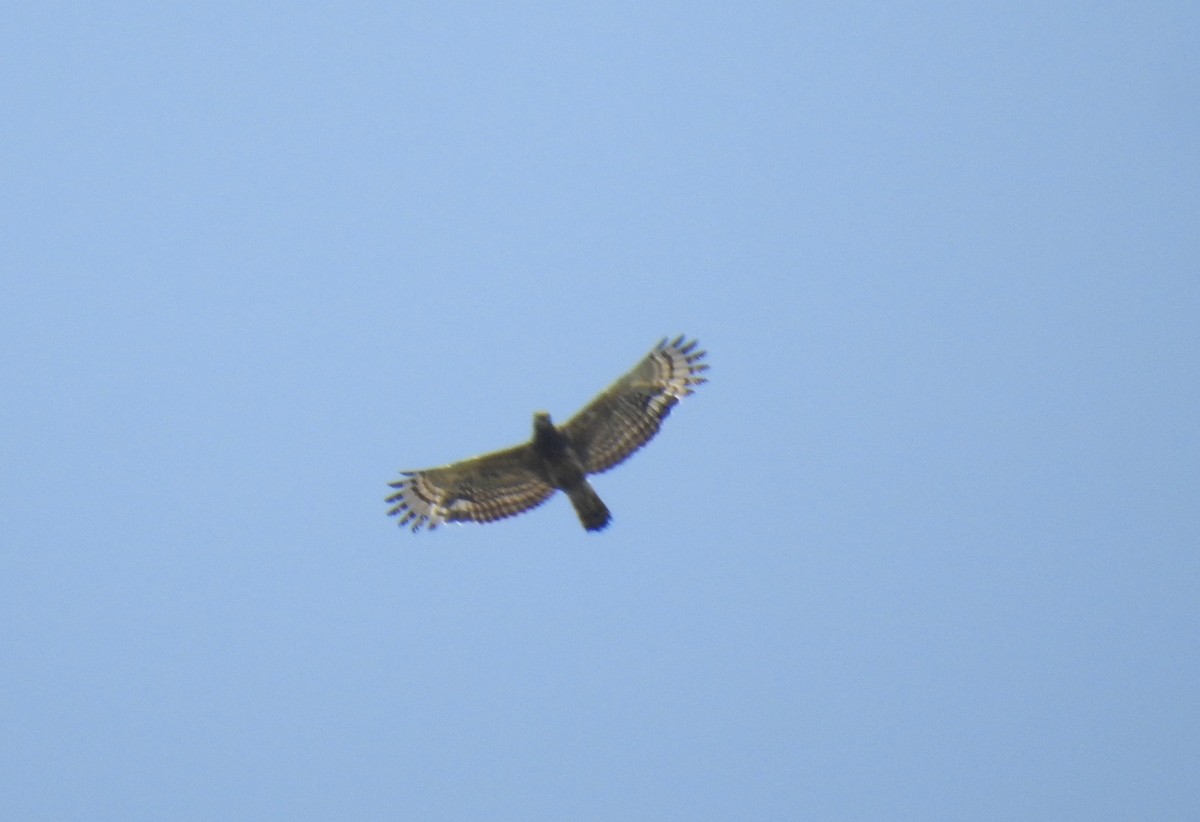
<box><xmin>385</xmin><ymin>443</ymin><xmax>555</xmax><ymax>531</ymax></box>
<box><xmin>562</xmin><ymin>335</ymin><xmax>708</xmax><ymax>474</ymax></box>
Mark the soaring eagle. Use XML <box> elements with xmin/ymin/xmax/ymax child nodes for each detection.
<box><xmin>385</xmin><ymin>335</ymin><xmax>708</xmax><ymax>532</ymax></box>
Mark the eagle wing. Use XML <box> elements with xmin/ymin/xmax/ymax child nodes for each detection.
<box><xmin>386</xmin><ymin>443</ymin><xmax>556</xmax><ymax>531</ymax></box>
<box><xmin>562</xmin><ymin>335</ymin><xmax>708</xmax><ymax>475</ymax></box>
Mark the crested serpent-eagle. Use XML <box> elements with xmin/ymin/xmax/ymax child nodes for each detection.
<box><xmin>385</xmin><ymin>335</ymin><xmax>709</xmax><ymax>532</ymax></box>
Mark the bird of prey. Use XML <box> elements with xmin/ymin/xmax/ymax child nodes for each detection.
<box><xmin>385</xmin><ymin>335</ymin><xmax>709</xmax><ymax>532</ymax></box>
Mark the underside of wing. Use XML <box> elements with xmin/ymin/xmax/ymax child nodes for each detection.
<box><xmin>385</xmin><ymin>443</ymin><xmax>555</xmax><ymax>531</ymax></box>
<box><xmin>563</xmin><ymin>335</ymin><xmax>708</xmax><ymax>474</ymax></box>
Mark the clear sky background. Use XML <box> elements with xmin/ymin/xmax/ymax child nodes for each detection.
<box><xmin>3</xmin><ymin>3</ymin><xmax>1197</xmax><ymax>820</ymax></box>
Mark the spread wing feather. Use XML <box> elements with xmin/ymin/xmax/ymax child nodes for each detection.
<box><xmin>385</xmin><ymin>443</ymin><xmax>555</xmax><ymax>531</ymax></box>
<box><xmin>563</xmin><ymin>335</ymin><xmax>709</xmax><ymax>474</ymax></box>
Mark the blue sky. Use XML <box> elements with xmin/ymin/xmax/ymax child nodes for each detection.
<box><xmin>3</xmin><ymin>2</ymin><xmax>1197</xmax><ymax>819</ymax></box>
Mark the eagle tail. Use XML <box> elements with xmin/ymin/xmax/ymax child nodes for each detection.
<box><xmin>568</xmin><ymin>482</ymin><xmax>611</xmax><ymax>532</ymax></box>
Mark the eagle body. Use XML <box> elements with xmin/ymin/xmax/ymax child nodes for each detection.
<box><xmin>531</xmin><ymin>411</ymin><xmax>611</xmax><ymax>531</ymax></box>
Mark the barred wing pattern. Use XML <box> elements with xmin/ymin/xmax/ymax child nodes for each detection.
<box><xmin>563</xmin><ymin>335</ymin><xmax>709</xmax><ymax>474</ymax></box>
<box><xmin>385</xmin><ymin>444</ymin><xmax>556</xmax><ymax>531</ymax></box>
